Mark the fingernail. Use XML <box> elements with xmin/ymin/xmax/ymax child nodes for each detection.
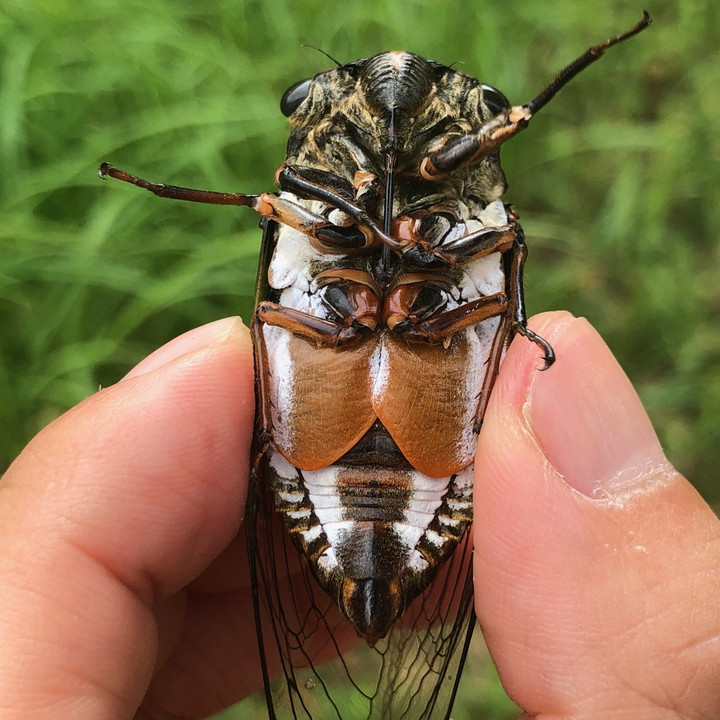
<box><xmin>123</xmin><ymin>317</ymin><xmax>248</xmax><ymax>380</ymax></box>
<box><xmin>524</xmin><ymin>316</ymin><xmax>666</xmax><ymax>498</ymax></box>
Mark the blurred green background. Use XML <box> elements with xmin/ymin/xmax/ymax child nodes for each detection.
<box><xmin>1</xmin><ymin>0</ymin><xmax>718</xmax><ymax>717</ymax></box>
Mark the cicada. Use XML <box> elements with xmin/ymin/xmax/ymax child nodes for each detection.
<box><xmin>100</xmin><ymin>13</ymin><xmax>650</xmax><ymax>719</ymax></box>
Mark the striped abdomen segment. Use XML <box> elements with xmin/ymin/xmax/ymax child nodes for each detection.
<box><xmin>268</xmin><ymin>444</ymin><xmax>473</xmax><ymax>645</ymax></box>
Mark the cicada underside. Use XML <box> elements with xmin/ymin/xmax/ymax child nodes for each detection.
<box><xmin>99</xmin><ymin>13</ymin><xmax>650</xmax><ymax>719</ymax></box>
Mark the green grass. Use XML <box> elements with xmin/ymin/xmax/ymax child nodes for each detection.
<box><xmin>1</xmin><ymin>0</ymin><xmax>718</xmax><ymax>717</ymax></box>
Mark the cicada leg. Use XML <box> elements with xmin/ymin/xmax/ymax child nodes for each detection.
<box><xmin>99</xmin><ymin>163</ymin><xmax>374</xmax><ymax>253</ymax></box>
<box><xmin>466</xmin><ymin>224</ymin><xmax>555</xmax><ymax>434</ymax></box>
<box><xmin>389</xmin><ymin>292</ymin><xmax>508</xmax><ymax>344</ymax></box>
<box><xmin>255</xmin><ymin>302</ymin><xmax>368</xmax><ymax>348</ymax></box>
<box><xmin>421</xmin><ymin>216</ymin><xmax>553</xmax><ymax>366</ymax></box>
<box><xmin>507</xmin><ymin>226</ymin><xmax>555</xmax><ymax>369</ymax></box>
<box><xmin>276</xmin><ymin>165</ymin><xmax>408</xmax><ymax>253</ymax></box>
<box><xmin>98</xmin><ymin>163</ymin><xmax>261</xmax><ymax>206</ymax></box>
<box><xmin>420</xmin><ymin>13</ymin><xmax>652</xmax><ymax>179</ymax></box>
<box><xmin>472</xmin><ymin>313</ymin><xmax>513</xmax><ymax>433</ymax></box>
<box><xmin>402</xmin><ymin>222</ymin><xmax>517</xmax><ymax>267</ymax></box>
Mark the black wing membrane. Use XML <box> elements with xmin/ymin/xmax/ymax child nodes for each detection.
<box><xmin>247</xmin><ymin>455</ymin><xmax>475</xmax><ymax>720</ymax></box>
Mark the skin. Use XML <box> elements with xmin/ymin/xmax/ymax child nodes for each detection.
<box><xmin>0</xmin><ymin>312</ymin><xmax>718</xmax><ymax>720</ymax></box>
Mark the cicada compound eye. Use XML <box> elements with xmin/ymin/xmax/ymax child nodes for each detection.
<box><xmin>481</xmin><ymin>83</ymin><xmax>510</xmax><ymax>117</ymax></box>
<box><xmin>280</xmin><ymin>78</ymin><xmax>312</xmax><ymax>116</ymax></box>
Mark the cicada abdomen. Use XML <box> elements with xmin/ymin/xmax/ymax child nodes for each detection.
<box><xmin>99</xmin><ymin>13</ymin><xmax>650</xmax><ymax>719</ymax></box>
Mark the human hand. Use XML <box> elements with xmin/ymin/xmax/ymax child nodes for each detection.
<box><xmin>475</xmin><ymin>312</ymin><xmax>720</xmax><ymax>719</ymax></box>
<box><xmin>1</xmin><ymin>312</ymin><xmax>719</xmax><ymax>720</ymax></box>
<box><xmin>0</xmin><ymin>317</ymin><xmax>259</xmax><ymax>719</ymax></box>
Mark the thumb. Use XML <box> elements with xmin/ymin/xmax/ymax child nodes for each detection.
<box><xmin>474</xmin><ymin>311</ymin><xmax>720</xmax><ymax>720</ymax></box>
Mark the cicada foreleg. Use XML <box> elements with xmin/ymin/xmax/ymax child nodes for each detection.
<box><xmin>276</xmin><ymin>165</ymin><xmax>409</xmax><ymax>253</ymax></box>
<box><xmin>420</xmin><ymin>13</ymin><xmax>652</xmax><ymax>180</ymax></box>
<box><xmin>99</xmin><ymin>162</ymin><xmax>376</xmax><ymax>253</ymax></box>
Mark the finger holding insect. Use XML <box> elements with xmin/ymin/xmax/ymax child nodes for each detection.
<box><xmin>0</xmin><ymin>319</ymin><xmax>258</xmax><ymax>718</ymax></box>
<box><xmin>476</xmin><ymin>311</ymin><xmax>720</xmax><ymax>720</ymax></box>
